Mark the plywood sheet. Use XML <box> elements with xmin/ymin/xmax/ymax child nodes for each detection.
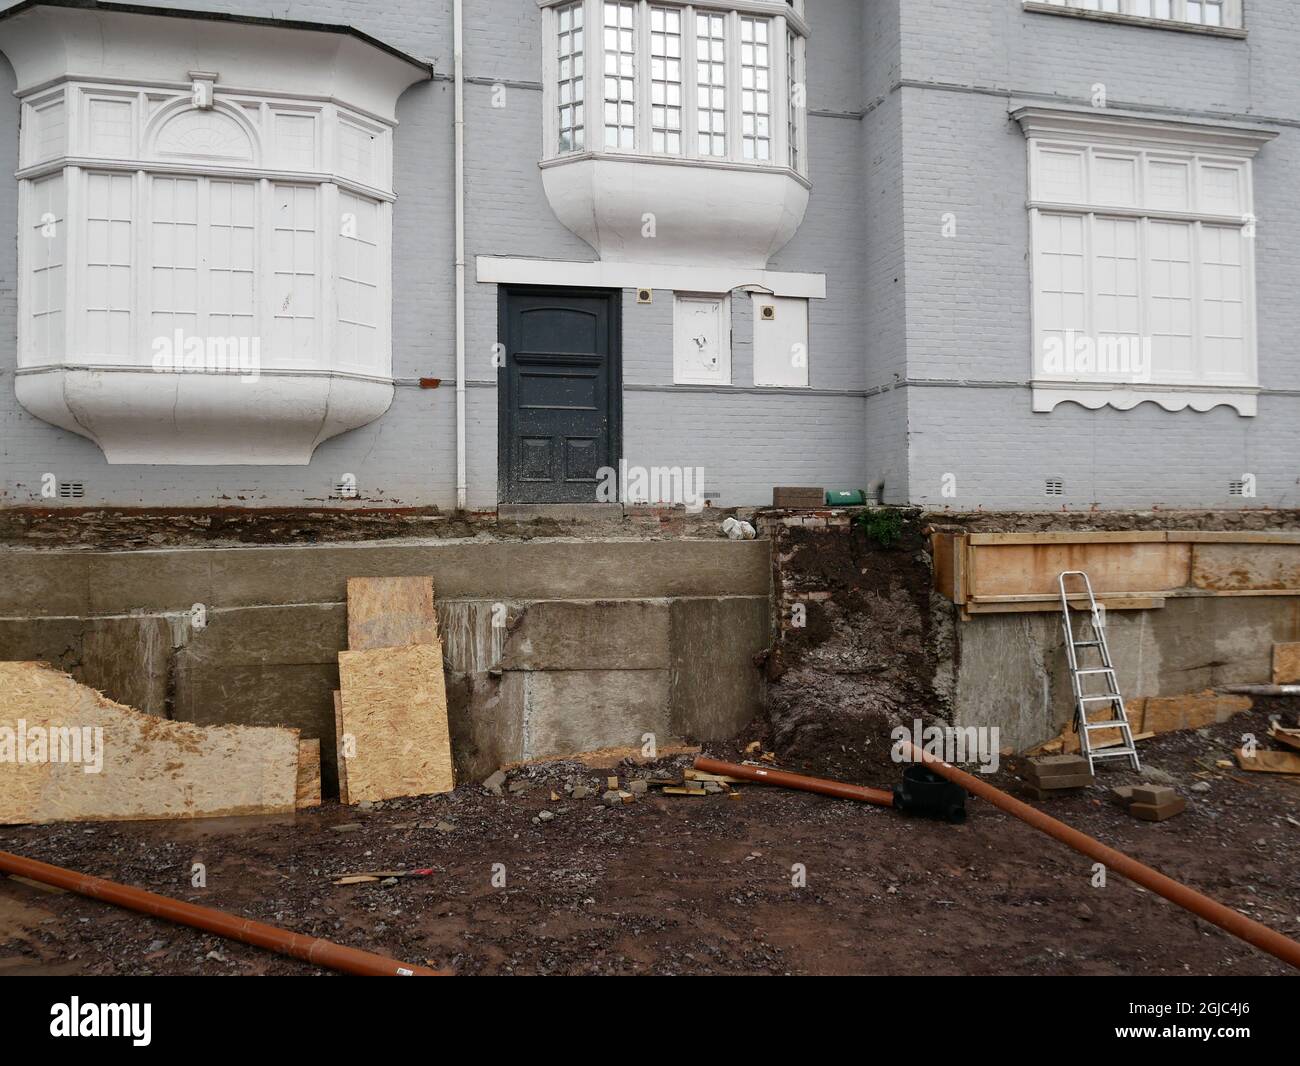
<box><xmin>337</xmin><ymin>643</ymin><xmax>454</xmax><ymax>802</ymax></box>
<box><xmin>968</xmin><ymin>542</ymin><xmax>1190</xmax><ymax>599</ymax></box>
<box><xmin>1191</xmin><ymin>544</ymin><xmax>1300</xmax><ymax>592</ymax></box>
<box><xmin>346</xmin><ymin>576</ymin><xmax>438</xmax><ymax>650</ymax></box>
<box><xmin>296</xmin><ymin>739</ymin><xmax>321</xmax><ymax>809</ymax></box>
<box><xmin>1234</xmin><ymin>749</ymin><xmax>1300</xmax><ymax>775</ymax></box>
<box><xmin>333</xmin><ymin>690</ymin><xmax>349</xmax><ymax>805</ymax></box>
<box><xmin>1272</xmin><ymin>642</ymin><xmax>1300</xmax><ymax>684</ymax></box>
<box><xmin>0</xmin><ymin>662</ymin><xmax>299</xmax><ymax>825</ymax></box>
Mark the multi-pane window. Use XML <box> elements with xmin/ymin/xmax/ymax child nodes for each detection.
<box><xmin>786</xmin><ymin>28</ymin><xmax>801</xmax><ymax>170</ymax></box>
<box><xmin>336</xmin><ymin>191</ymin><xmax>380</xmax><ymax>366</ymax></box>
<box><xmin>649</xmin><ymin>7</ymin><xmax>682</xmax><ymax>154</ymax></box>
<box><xmin>1034</xmin><ymin>0</ymin><xmax>1238</xmax><ymax>28</ymax></box>
<box><xmin>547</xmin><ymin>2</ymin><xmax>808</xmax><ymax>169</ymax></box>
<box><xmin>603</xmin><ymin>1</ymin><xmax>637</xmax><ymax>149</ymax></box>
<box><xmin>272</xmin><ymin>185</ymin><xmax>317</xmax><ymax>361</ymax></box>
<box><xmin>26</xmin><ymin>174</ymin><xmax>66</xmax><ymax>364</ymax></box>
<box><xmin>85</xmin><ymin>172</ymin><xmax>133</xmax><ymax>358</ymax></box>
<box><xmin>557</xmin><ymin>2</ymin><xmax>586</xmax><ymax>152</ymax></box>
<box><xmin>1030</xmin><ymin>140</ymin><xmax>1255</xmax><ymax>389</ymax></box>
<box><xmin>739</xmin><ymin>17</ymin><xmax>771</xmax><ymax>161</ymax></box>
<box><xmin>696</xmin><ymin>11</ymin><xmax>727</xmax><ymax>157</ymax></box>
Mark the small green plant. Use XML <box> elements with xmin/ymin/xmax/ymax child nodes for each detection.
<box><xmin>854</xmin><ymin>507</ymin><xmax>904</xmax><ymax>548</ymax></box>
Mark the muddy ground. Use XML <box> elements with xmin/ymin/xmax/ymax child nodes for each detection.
<box><xmin>1</xmin><ymin>707</ymin><xmax>1296</xmax><ymax>977</ymax></box>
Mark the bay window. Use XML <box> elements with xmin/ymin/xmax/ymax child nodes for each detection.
<box><xmin>542</xmin><ymin>0</ymin><xmax>808</xmax><ymax>175</ymax></box>
<box><xmin>3</xmin><ymin>2</ymin><xmax>429</xmax><ymax>464</ymax></box>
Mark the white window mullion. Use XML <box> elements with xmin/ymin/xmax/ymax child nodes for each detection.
<box><xmin>772</xmin><ymin>18</ymin><xmax>788</xmax><ymax>170</ymax></box>
<box><xmin>725</xmin><ymin>10</ymin><xmax>742</xmax><ymax>163</ymax></box>
<box><xmin>682</xmin><ymin>5</ymin><xmax>699</xmax><ymax>159</ymax></box>
<box><xmin>636</xmin><ymin>0</ymin><xmax>651</xmax><ymax>152</ymax></box>
<box><xmin>1191</xmin><ymin>218</ymin><xmax>1204</xmax><ymax>383</ymax></box>
<box><xmin>66</xmin><ymin>165</ymin><xmax>82</xmax><ymax>363</ymax></box>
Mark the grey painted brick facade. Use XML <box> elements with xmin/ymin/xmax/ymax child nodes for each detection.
<box><xmin>0</xmin><ymin>0</ymin><xmax>1295</xmax><ymax>511</ymax></box>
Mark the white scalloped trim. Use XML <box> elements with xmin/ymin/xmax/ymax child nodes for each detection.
<box><xmin>1031</xmin><ymin>385</ymin><xmax>1257</xmax><ymax>416</ymax></box>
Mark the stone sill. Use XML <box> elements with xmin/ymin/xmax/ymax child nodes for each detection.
<box><xmin>1022</xmin><ymin>2</ymin><xmax>1247</xmax><ymax>39</ymax></box>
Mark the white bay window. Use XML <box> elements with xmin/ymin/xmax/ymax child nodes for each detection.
<box><xmin>539</xmin><ymin>0</ymin><xmax>810</xmax><ymax>271</ymax></box>
<box><xmin>3</xmin><ymin>3</ymin><xmax>429</xmax><ymax>464</ymax></box>
<box><xmin>1014</xmin><ymin>106</ymin><xmax>1275</xmax><ymax>415</ymax></box>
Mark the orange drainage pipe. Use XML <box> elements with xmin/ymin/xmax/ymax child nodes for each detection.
<box><xmin>0</xmin><ymin>848</ymin><xmax>447</xmax><ymax>976</ymax></box>
<box><xmin>895</xmin><ymin>742</ymin><xmax>1300</xmax><ymax>972</ymax></box>
<box><xmin>694</xmin><ymin>757</ymin><xmax>895</xmax><ymax>807</ymax></box>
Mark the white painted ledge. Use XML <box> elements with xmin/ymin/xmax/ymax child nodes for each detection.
<box><xmin>15</xmin><ymin>368</ymin><xmax>395</xmax><ymax>464</ymax></box>
<box><xmin>1031</xmin><ymin>382</ymin><xmax>1257</xmax><ymax>416</ymax></box>
<box><xmin>475</xmin><ymin>255</ymin><xmax>826</xmax><ymax>299</ymax></box>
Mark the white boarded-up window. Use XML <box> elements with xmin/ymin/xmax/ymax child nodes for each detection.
<box><xmin>751</xmin><ymin>295</ymin><xmax>808</xmax><ymax>387</ymax></box>
<box><xmin>673</xmin><ymin>293</ymin><xmax>730</xmax><ymax>385</ymax></box>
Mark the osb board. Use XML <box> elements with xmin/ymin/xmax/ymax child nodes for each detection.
<box><xmin>967</xmin><ymin>542</ymin><xmax>1190</xmax><ymax>599</ymax></box>
<box><xmin>337</xmin><ymin>643</ymin><xmax>453</xmax><ymax>802</ymax></box>
<box><xmin>1191</xmin><ymin>543</ymin><xmax>1300</xmax><ymax>592</ymax></box>
<box><xmin>347</xmin><ymin>576</ymin><xmax>438</xmax><ymax>650</ymax></box>
<box><xmin>333</xmin><ymin>690</ymin><xmax>349</xmax><ymax>805</ymax></box>
<box><xmin>1234</xmin><ymin>749</ymin><xmax>1300</xmax><ymax>775</ymax></box>
<box><xmin>1030</xmin><ymin>691</ymin><xmax>1250</xmax><ymax>756</ymax></box>
<box><xmin>0</xmin><ymin>662</ymin><xmax>299</xmax><ymax>825</ymax></box>
<box><xmin>296</xmin><ymin>739</ymin><xmax>321</xmax><ymax>809</ymax></box>
<box><xmin>1272</xmin><ymin>642</ymin><xmax>1300</xmax><ymax>684</ymax></box>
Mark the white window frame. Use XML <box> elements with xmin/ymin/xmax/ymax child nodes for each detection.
<box><xmin>540</xmin><ymin>0</ymin><xmax>809</xmax><ymax>176</ymax></box>
<box><xmin>1014</xmin><ymin>106</ymin><xmax>1275</xmax><ymax>416</ymax></box>
<box><xmin>1025</xmin><ymin>0</ymin><xmax>1244</xmax><ymax>33</ymax></box>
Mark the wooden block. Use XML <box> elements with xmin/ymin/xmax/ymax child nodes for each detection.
<box><xmin>1129</xmin><ymin>796</ymin><xmax>1186</xmax><ymax>821</ymax></box>
<box><xmin>337</xmin><ymin>643</ymin><xmax>455</xmax><ymax>803</ymax></box>
<box><xmin>1026</xmin><ymin>755</ymin><xmax>1091</xmax><ymax>781</ymax></box>
<box><xmin>772</xmin><ymin>486</ymin><xmax>824</xmax><ymax>508</ymax></box>
<box><xmin>1272</xmin><ymin>642</ymin><xmax>1300</xmax><ymax>684</ymax></box>
<box><xmin>1234</xmin><ymin>748</ymin><xmax>1300</xmax><ymax>775</ymax></box>
<box><xmin>333</xmin><ymin>691</ymin><xmax>349</xmax><ymax>805</ymax></box>
<box><xmin>296</xmin><ymin>739</ymin><xmax>322</xmax><ymax>809</ymax></box>
<box><xmin>1131</xmin><ymin>784</ymin><xmax>1177</xmax><ymax>806</ymax></box>
<box><xmin>0</xmin><ymin>662</ymin><xmax>299</xmax><ymax>824</ymax></box>
<box><xmin>346</xmin><ymin>576</ymin><xmax>439</xmax><ymax>650</ymax></box>
<box><xmin>1026</xmin><ymin>772</ymin><xmax>1094</xmax><ymax>790</ymax></box>
<box><xmin>662</xmin><ymin>786</ymin><xmax>708</xmax><ymax>796</ymax></box>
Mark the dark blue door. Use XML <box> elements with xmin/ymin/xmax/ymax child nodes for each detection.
<box><xmin>498</xmin><ymin>287</ymin><xmax>622</xmax><ymax>503</ymax></box>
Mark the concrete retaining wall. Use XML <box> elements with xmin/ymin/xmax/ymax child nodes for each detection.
<box><xmin>0</xmin><ymin>538</ymin><xmax>772</xmax><ymax>791</ymax></box>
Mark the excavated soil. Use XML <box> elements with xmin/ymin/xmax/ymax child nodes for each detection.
<box><xmin>761</xmin><ymin>512</ymin><xmax>950</xmax><ymax>784</ymax></box>
<box><xmin>2</xmin><ymin>706</ymin><xmax>1295</xmax><ymax>976</ymax></box>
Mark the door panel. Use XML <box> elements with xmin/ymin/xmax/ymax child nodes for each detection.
<box><xmin>499</xmin><ymin>287</ymin><xmax>621</xmax><ymax>503</ymax></box>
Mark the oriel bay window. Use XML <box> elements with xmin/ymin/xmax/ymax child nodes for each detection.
<box><xmin>542</xmin><ymin>0</ymin><xmax>808</xmax><ymax>176</ymax></box>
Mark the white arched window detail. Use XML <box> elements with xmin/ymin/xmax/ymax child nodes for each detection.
<box><xmin>1</xmin><ymin>3</ymin><xmax>429</xmax><ymax>464</ymax></box>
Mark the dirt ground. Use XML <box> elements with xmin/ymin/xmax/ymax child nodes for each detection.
<box><xmin>1</xmin><ymin>707</ymin><xmax>1296</xmax><ymax>977</ymax></box>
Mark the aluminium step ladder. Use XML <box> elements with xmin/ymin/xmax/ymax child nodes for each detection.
<box><xmin>1058</xmin><ymin>570</ymin><xmax>1142</xmax><ymax>774</ymax></box>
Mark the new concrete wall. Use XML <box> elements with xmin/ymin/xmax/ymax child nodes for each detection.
<box><xmin>0</xmin><ymin>537</ymin><xmax>772</xmax><ymax>789</ymax></box>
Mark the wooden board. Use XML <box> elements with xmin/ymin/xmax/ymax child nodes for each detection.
<box><xmin>333</xmin><ymin>690</ymin><xmax>349</xmax><ymax>805</ymax></box>
<box><xmin>1191</xmin><ymin>544</ymin><xmax>1300</xmax><ymax>592</ymax></box>
<box><xmin>968</xmin><ymin>542</ymin><xmax>1190</xmax><ymax>599</ymax></box>
<box><xmin>296</xmin><ymin>739</ymin><xmax>322</xmax><ymax>809</ymax></box>
<box><xmin>0</xmin><ymin>662</ymin><xmax>299</xmax><ymax>825</ymax></box>
<box><xmin>1272</xmin><ymin>642</ymin><xmax>1300</xmax><ymax>684</ymax></box>
<box><xmin>337</xmin><ymin>643</ymin><xmax>454</xmax><ymax>802</ymax></box>
<box><xmin>346</xmin><ymin>576</ymin><xmax>438</xmax><ymax>650</ymax></box>
<box><xmin>1234</xmin><ymin>748</ymin><xmax>1300</xmax><ymax>775</ymax></box>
